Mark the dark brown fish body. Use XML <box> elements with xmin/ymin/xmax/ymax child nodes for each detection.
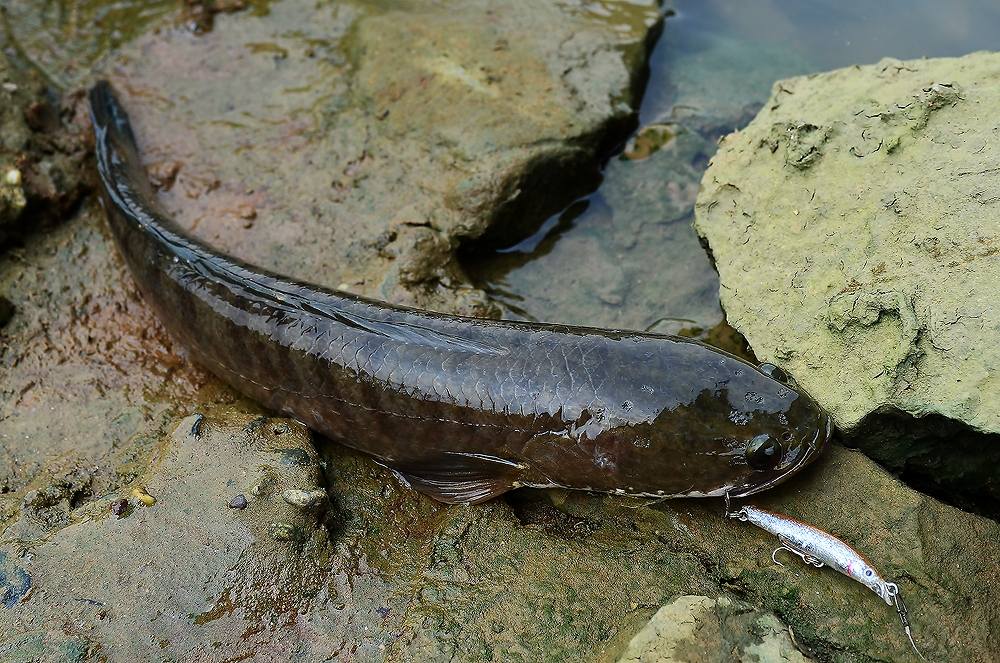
<box><xmin>90</xmin><ymin>82</ymin><xmax>831</xmax><ymax>504</ymax></box>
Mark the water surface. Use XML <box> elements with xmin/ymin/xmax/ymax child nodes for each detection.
<box><xmin>463</xmin><ymin>0</ymin><xmax>1000</xmax><ymax>347</ymax></box>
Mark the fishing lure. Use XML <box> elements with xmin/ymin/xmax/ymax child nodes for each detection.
<box><xmin>727</xmin><ymin>501</ymin><xmax>925</xmax><ymax>659</ymax></box>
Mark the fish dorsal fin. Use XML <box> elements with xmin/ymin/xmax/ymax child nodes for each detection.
<box><xmin>193</xmin><ymin>259</ymin><xmax>509</xmax><ymax>356</ymax></box>
<box><xmin>387</xmin><ymin>452</ymin><xmax>524</xmax><ymax>504</ymax></box>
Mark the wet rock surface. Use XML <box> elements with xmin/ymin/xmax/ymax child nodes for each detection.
<box><xmin>0</xmin><ymin>410</ymin><xmax>333</xmax><ymax>660</ymax></box>
<box><xmin>5</xmin><ymin>430</ymin><xmax>1000</xmax><ymax>660</ymax></box>
<box><xmin>695</xmin><ymin>53</ymin><xmax>1000</xmax><ymax>511</ymax></box>
<box><xmin>100</xmin><ymin>0</ymin><xmax>660</xmax><ymax>315</ymax></box>
<box><xmin>1</xmin><ymin>203</ymin><xmax>209</xmax><ymax>513</ymax></box>
<box><xmin>2</xmin><ymin>2</ymin><xmax>999</xmax><ymax>662</ymax></box>
<box><xmin>0</xmin><ymin>49</ymin><xmax>90</xmax><ymax>245</ymax></box>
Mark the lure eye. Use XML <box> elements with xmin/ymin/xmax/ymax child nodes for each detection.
<box><xmin>746</xmin><ymin>433</ymin><xmax>783</xmax><ymax>470</ymax></box>
<box><xmin>759</xmin><ymin>363</ymin><xmax>788</xmax><ymax>382</ymax></box>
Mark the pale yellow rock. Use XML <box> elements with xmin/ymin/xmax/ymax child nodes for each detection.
<box><xmin>696</xmin><ymin>53</ymin><xmax>1000</xmax><ymax>436</ymax></box>
<box><xmin>618</xmin><ymin>595</ymin><xmax>811</xmax><ymax>663</ymax></box>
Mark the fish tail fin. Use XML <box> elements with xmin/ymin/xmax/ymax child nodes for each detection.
<box><xmin>89</xmin><ymin>81</ymin><xmax>140</xmax><ymax>161</ymax></box>
<box><xmin>88</xmin><ymin>81</ymin><xmax>165</xmax><ymax>223</ymax></box>
<box><xmin>88</xmin><ymin>81</ymin><xmax>155</xmax><ymax>196</ymax></box>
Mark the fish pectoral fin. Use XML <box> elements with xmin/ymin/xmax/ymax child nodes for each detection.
<box><xmin>387</xmin><ymin>452</ymin><xmax>525</xmax><ymax>505</ymax></box>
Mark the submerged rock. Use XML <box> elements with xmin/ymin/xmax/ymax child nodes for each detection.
<box><xmin>462</xmin><ymin>121</ymin><xmax>724</xmax><ymax>336</ymax></box>
<box><xmin>695</xmin><ymin>53</ymin><xmax>1000</xmax><ymax>508</ymax></box>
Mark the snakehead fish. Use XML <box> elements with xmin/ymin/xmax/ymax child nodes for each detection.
<box><xmin>89</xmin><ymin>81</ymin><xmax>832</xmax><ymax>504</ymax></box>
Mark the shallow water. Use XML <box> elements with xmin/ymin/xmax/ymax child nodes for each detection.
<box><xmin>463</xmin><ymin>0</ymin><xmax>1000</xmax><ymax>343</ymax></box>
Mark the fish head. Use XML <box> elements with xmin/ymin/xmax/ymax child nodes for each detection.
<box><xmin>566</xmin><ymin>340</ymin><xmax>833</xmax><ymax>499</ymax></box>
<box><xmin>723</xmin><ymin>361</ymin><xmax>833</xmax><ymax>497</ymax></box>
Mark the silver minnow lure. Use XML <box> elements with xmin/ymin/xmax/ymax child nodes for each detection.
<box><xmin>728</xmin><ymin>503</ymin><xmax>925</xmax><ymax>659</ymax></box>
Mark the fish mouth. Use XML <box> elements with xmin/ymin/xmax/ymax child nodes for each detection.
<box><xmin>727</xmin><ymin>410</ymin><xmax>833</xmax><ymax>498</ymax></box>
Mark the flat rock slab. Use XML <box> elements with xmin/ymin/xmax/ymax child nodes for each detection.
<box><xmin>105</xmin><ymin>0</ymin><xmax>660</xmax><ymax>314</ymax></box>
<box><xmin>695</xmin><ymin>53</ymin><xmax>1000</xmax><ymax>503</ymax></box>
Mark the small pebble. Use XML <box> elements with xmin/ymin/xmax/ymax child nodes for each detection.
<box><xmin>1</xmin><ymin>82</ymin><xmax>16</xmax><ymax>92</ymax></box>
<box><xmin>110</xmin><ymin>498</ymin><xmax>129</xmax><ymax>518</ymax></box>
<box><xmin>236</xmin><ymin>204</ymin><xmax>256</xmax><ymax>228</ymax></box>
<box><xmin>269</xmin><ymin>521</ymin><xmax>298</xmax><ymax>541</ymax></box>
<box><xmin>228</xmin><ymin>494</ymin><xmax>248</xmax><ymax>510</ymax></box>
<box><xmin>4</xmin><ymin>168</ymin><xmax>21</xmax><ymax>186</ymax></box>
<box><xmin>132</xmin><ymin>486</ymin><xmax>156</xmax><ymax>507</ymax></box>
<box><xmin>282</xmin><ymin>488</ymin><xmax>325</xmax><ymax>508</ymax></box>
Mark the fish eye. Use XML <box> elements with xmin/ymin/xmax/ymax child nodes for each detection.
<box><xmin>745</xmin><ymin>433</ymin><xmax>783</xmax><ymax>470</ymax></box>
<box><xmin>865</xmin><ymin>570</ymin><xmax>873</xmax><ymax>577</ymax></box>
<box><xmin>759</xmin><ymin>363</ymin><xmax>788</xmax><ymax>382</ymax></box>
